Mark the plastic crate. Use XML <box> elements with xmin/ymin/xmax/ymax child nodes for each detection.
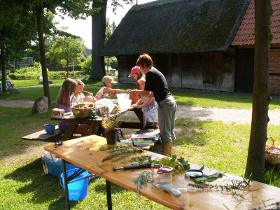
<box><xmin>42</xmin><ymin>155</ymin><xmax>78</xmax><ymax>177</ymax></box>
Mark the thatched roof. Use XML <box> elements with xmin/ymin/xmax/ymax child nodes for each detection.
<box><xmin>101</xmin><ymin>0</ymin><xmax>250</xmax><ymax>56</ymax></box>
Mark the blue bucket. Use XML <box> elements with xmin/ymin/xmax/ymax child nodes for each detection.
<box><xmin>60</xmin><ymin>168</ymin><xmax>89</xmax><ymax>201</ymax></box>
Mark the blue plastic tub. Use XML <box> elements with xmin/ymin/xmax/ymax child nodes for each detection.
<box><xmin>42</xmin><ymin>155</ymin><xmax>78</xmax><ymax>177</ymax></box>
<box><xmin>60</xmin><ymin>168</ymin><xmax>89</xmax><ymax>201</ymax></box>
<box><xmin>44</xmin><ymin>124</ymin><xmax>56</xmax><ymax>134</ymax></box>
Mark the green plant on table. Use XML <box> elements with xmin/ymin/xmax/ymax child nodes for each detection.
<box><xmin>101</xmin><ymin>115</ymin><xmax>121</xmax><ymax>132</ymax></box>
<box><xmin>155</xmin><ymin>154</ymin><xmax>190</xmax><ymax>175</ymax></box>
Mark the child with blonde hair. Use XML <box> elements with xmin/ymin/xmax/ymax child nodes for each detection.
<box><xmin>95</xmin><ymin>76</ymin><xmax>126</xmax><ymax>100</ymax></box>
<box><xmin>71</xmin><ymin>79</ymin><xmax>96</xmax><ymax>105</ymax></box>
<box><xmin>57</xmin><ymin>78</ymin><xmax>93</xmax><ymax>136</ymax></box>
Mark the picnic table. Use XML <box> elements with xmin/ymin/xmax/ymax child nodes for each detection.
<box><xmin>22</xmin><ymin>106</ymin><xmax>144</xmax><ymax>142</ymax></box>
<box><xmin>44</xmin><ymin>135</ymin><xmax>280</xmax><ymax>210</ymax></box>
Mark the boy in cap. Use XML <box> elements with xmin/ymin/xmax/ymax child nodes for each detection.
<box><xmin>95</xmin><ymin>76</ymin><xmax>126</xmax><ymax>100</ymax></box>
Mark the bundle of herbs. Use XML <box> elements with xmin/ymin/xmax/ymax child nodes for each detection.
<box><xmin>133</xmin><ymin>171</ymin><xmax>153</xmax><ymax>196</ymax></box>
<box><xmin>100</xmin><ymin>145</ymin><xmax>144</xmax><ymax>162</ymax></box>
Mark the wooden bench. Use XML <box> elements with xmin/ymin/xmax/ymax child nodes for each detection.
<box><xmin>22</xmin><ymin>125</ymin><xmax>64</xmax><ymax>142</ymax></box>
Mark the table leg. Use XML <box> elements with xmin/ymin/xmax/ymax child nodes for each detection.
<box><xmin>134</xmin><ymin>108</ymin><xmax>143</xmax><ymax>123</ymax></box>
<box><xmin>62</xmin><ymin>159</ymin><xmax>70</xmax><ymax>210</ymax></box>
<box><xmin>106</xmin><ymin>180</ymin><xmax>112</xmax><ymax>210</ymax></box>
<box><xmin>62</xmin><ymin>121</ymin><xmax>79</xmax><ymax>140</ymax></box>
<box><xmin>97</xmin><ymin>125</ymin><xmax>105</xmax><ymax>136</ymax></box>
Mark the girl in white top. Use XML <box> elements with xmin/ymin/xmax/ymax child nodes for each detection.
<box><xmin>95</xmin><ymin>76</ymin><xmax>126</xmax><ymax>100</ymax></box>
<box><xmin>71</xmin><ymin>79</ymin><xmax>96</xmax><ymax>105</ymax></box>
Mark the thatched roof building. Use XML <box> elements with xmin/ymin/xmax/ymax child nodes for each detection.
<box><xmin>101</xmin><ymin>0</ymin><xmax>280</xmax><ymax>95</ymax></box>
<box><xmin>101</xmin><ymin>0</ymin><xmax>250</xmax><ymax>56</ymax></box>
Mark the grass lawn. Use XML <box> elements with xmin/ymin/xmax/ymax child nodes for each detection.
<box><xmin>0</xmin><ymin>80</ymin><xmax>280</xmax><ymax>209</ymax></box>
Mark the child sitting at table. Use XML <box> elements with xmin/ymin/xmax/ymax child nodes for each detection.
<box><xmin>95</xmin><ymin>76</ymin><xmax>127</xmax><ymax>100</ymax></box>
<box><xmin>71</xmin><ymin>79</ymin><xmax>96</xmax><ymax>105</ymax></box>
<box><xmin>57</xmin><ymin>78</ymin><xmax>93</xmax><ymax>136</ymax></box>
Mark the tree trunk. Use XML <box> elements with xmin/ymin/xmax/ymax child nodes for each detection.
<box><xmin>66</xmin><ymin>42</ymin><xmax>69</xmax><ymax>78</ymax></box>
<box><xmin>245</xmin><ymin>0</ymin><xmax>272</xmax><ymax>180</ymax></box>
<box><xmin>67</xmin><ymin>57</ymin><xmax>69</xmax><ymax>78</ymax></box>
<box><xmin>37</xmin><ymin>11</ymin><xmax>51</xmax><ymax>106</ymax></box>
<box><xmin>1</xmin><ymin>45</ymin><xmax>6</xmax><ymax>92</ymax></box>
<box><xmin>89</xmin><ymin>0</ymin><xmax>107</xmax><ymax>81</ymax></box>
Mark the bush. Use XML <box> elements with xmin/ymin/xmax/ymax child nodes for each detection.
<box><xmin>81</xmin><ymin>55</ymin><xmax>92</xmax><ymax>73</ymax></box>
<box><xmin>8</xmin><ymin>66</ymin><xmax>88</xmax><ymax>80</ymax></box>
<box><xmin>9</xmin><ymin>67</ymin><xmax>41</xmax><ymax>80</ymax></box>
<box><xmin>48</xmin><ymin>71</ymin><xmax>87</xmax><ymax>79</ymax></box>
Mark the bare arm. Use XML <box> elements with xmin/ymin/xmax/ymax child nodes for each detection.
<box><xmin>131</xmin><ymin>96</ymin><xmax>144</xmax><ymax>108</ymax></box>
<box><xmin>104</xmin><ymin>87</ymin><xmax>127</xmax><ymax>94</ymax></box>
<box><xmin>134</xmin><ymin>97</ymin><xmax>153</xmax><ymax>108</ymax></box>
<box><xmin>129</xmin><ymin>90</ymin><xmax>154</xmax><ymax>98</ymax></box>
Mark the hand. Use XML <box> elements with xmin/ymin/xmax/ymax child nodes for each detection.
<box><xmin>131</xmin><ymin>104</ymin><xmax>138</xmax><ymax>108</ymax></box>
<box><xmin>130</xmin><ymin>90</ymin><xmax>138</xmax><ymax>95</ymax></box>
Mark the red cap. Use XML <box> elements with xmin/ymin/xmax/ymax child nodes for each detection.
<box><xmin>128</xmin><ymin>66</ymin><xmax>141</xmax><ymax>77</ymax></box>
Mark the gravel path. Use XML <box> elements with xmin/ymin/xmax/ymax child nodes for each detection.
<box><xmin>1</xmin><ymin>99</ymin><xmax>279</xmax><ymax>125</ymax></box>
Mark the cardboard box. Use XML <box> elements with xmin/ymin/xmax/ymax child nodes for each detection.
<box><xmin>52</xmin><ymin>108</ymin><xmax>65</xmax><ymax>118</ymax></box>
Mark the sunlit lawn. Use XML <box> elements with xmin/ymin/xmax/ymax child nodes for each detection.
<box><xmin>0</xmin><ymin>81</ymin><xmax>280</xmax><ymax>209</ymax></box>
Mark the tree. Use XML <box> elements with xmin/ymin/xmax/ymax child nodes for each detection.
<box><xmin>0</xmin><ymin>4</ymin><xmax>37</xmax><ymax>92</ymax></box>
<box><xmin>245</xmin><ymin>0</ymin><xmax>273</xmax><ymax>180</ymax></box>
<box><xmin>89</xmin><ymin>0</ymin><xmax>134</xmax><ymax>81</ymax></box>
<box><xmin>90</xmin><ymin>0</ymin><xmax>107</xmax><ymax>81</ymax></box>
<box><xmin>46</xmin><ymin>37</ymin><xmax>85</xmax><ymax>77</ymax></box>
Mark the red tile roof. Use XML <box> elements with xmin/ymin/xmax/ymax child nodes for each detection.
<box><xmin>232</xmin><ymin>0</ymin><xmax>280</xmax><ymax>46</ymax></box>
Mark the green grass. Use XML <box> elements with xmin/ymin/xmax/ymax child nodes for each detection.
<box><xmin>172</xmin><ymin>89</ymin><xmax>280</xmax><ymax>110</ymax></box>
<box><xmin>0</xmin><ymin>81</ymin><xmax>280</xmax><ymax>209</ymax></box>
<box><xmin>12</xmin><ymin>79</ymin><xmax>65</xmax><ymax>87</ymax></box>
<box><xmin>173</xmin><ymin>118</ymin><xmax>280</xmax><ymax>178</ymax></box>
<box><xmin>2</xmin><ymin>79</ymin><xmax>280</xmax><ymax>109</ymax></box>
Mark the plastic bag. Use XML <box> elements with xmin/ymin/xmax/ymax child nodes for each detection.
<box><xmin>95</xmin><ymin>98</ymin><xmax>114</xmax><ymax>113</ymax></box>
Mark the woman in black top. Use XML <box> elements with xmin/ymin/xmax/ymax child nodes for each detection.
<box><xmin>129</xmin><ymin>53</ymin><xmax>177</xmax><ymax>156</ymax></box>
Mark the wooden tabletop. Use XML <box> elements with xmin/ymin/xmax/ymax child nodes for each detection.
<box><xmin>44</xmin><ymin>135</ymin><xmax>280</xmax><ymax>210</ymax></box>
<box><xmin>51</xmin><ymin>107</ymin><xmax>134</xmax><ymax>121</ymax></box>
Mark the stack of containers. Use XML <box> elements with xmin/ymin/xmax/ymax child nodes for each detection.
<box><xmin>117</xmin><ymin>94</ymin><xmax>132</xmax><ymax>109</ymax></box>
<box><xmin>42</xmin><ymin>151</ymin><xmax>78</xmax><ymax>177</ymax></box>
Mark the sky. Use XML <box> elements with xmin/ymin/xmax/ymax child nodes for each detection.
<box><xmin>54</xmin><ymin>0</ymin><xmax>155</xmax><ymax>48</ymax></box>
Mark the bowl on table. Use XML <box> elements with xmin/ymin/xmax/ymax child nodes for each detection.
<box><xmin>118</xmin><ymin>99</ymin><xmax>132</xmax><ymax>109</ymax></box>
<box><xmin>117</xmin><ymin>94</ymin><xmax>130</xmax><ymax>101</ymax></box>
<box><xmin>44</xmin><ymin>124</ymin><xmax>56</xmax><ymax>134</ymax></box>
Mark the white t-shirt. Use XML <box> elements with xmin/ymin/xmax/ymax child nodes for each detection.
<box><xmin>95</xmin><ymin>87</ymin><xmax>109</xmax><ymax>100</ymax></box>
<box><xmin>70</xmin><ymin>93</ymin><xmax>85</xmax><ymax>105</ymax></box>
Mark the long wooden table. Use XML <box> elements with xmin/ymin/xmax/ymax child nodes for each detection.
<box><xmin>44</xmin><ymin>135</ymin><xmax>280</xmax><ymax>210</ymax></box>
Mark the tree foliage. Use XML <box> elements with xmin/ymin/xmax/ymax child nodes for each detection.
<box><xmin>46</xmin><ymin>36</ymin><xmax>85</xmax><ymax>77</ymax></box>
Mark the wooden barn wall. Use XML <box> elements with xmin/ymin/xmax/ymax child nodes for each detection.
<box><xmin>117</xmin><ymin>55</ymin><xmax>139</xmax><ymax>85</ymax></box>
<box><xmin>179</xmin><ymin>50</ymin><xmax>234</xmax><ymax>92</ymax></box>
<box><xmin>117</xmin><ymin>51</ymin><xmax>235</xmax><ymax>92</ymax></box>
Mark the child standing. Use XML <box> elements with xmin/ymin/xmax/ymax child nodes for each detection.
<box><xmin>57</xmin><ymin>78</ymin><xmax>93</xmax><ymax>136</ymax></box>
<box><xmin>129</xmin><ymin>67</ymin><xmax>158</xmax><ymax>128</ymax></box>
<box><xmin>95</xmin><ymin>76</ymin><xmax>126</xmax><ymax>100</ymax></box>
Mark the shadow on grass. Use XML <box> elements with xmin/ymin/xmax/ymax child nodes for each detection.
<box><xmin>174</xmin><ymin>118</ymin><xmax>210</xmax><ymax>146</ymax></box>
<box><xmin>4</xmin><ymin>158</ymin><xmax>127</xmax><ymax>209</ymax></box>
